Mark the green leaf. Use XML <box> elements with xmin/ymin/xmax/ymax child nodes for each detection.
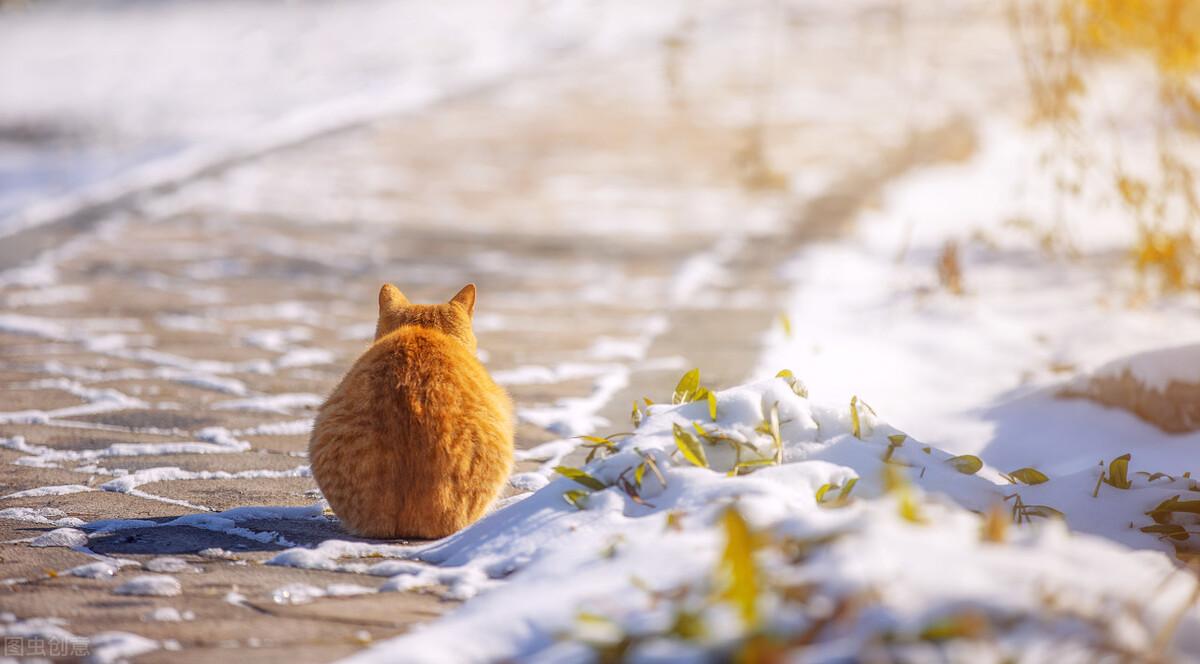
<box><xmin>946</xmin><ymin>455</ymin><xmax>983</xmax><ymax>475</ymax></box>
<box><xmin>563</xmin><ymin>489</ymin><xmax>590</xmax><ymax>510</ymax></box>
<box><xmin>1007</xmin><ymin>467</ymin><xmax>1050</xmax><ymax>485</ymax></box>
<box><xmin>673</xmin><ymin>369</ymin><xmax>701</xmax><ymax>404</ymax></box>
<box><xmin>673</xmin><ymin>423</ymin><xmax>709</xmax><ymax>468</ymax></box>
<box><xmin>554</xmin><ymin>466</ymin><xmax>607</xmax><ymax>491</ymax></box>
<box><xmin>719</xmin><ymin>507</ymin><xmax>759</xmax><ymax>628</ymax></box>
<box><xmin>631</xmin><ymin>401</ymin><xmax>642</xmax><ymax>427</ymax></box>
<box><xmin>669</xmin><ymin>609</ymin><xmax>707</xmax><ymax>640</ymax></box>
<box><xmin>768</xmin><ymin>401</ymin><xmax>782</xmax><ymax>464</ymax></box>
<box><xmin>634</xmin><ymin>463</ymin><xmax>647</xmax><ymax>487</ymax></box>
<box><xmin>838</xmin><ymin>477</ymin><xmax>858</xmax><ymax>500</ymax></box>
<box><xmin>707</xmin><ymin>390</ymin><xmax>718</xmax><ymax>421</ymax></box>
<box><xmin>1137</xmin><ymin>471</ymin><xmax>1174</xmax><ymax>482</ymax></box>
<box><xmin>898</xmin><ymin>491</ymin><xmax>926</xmax><ymax>524</ymax></box>
<box><xmin>1020</xmin><ymin>504</ymin><xmax>1064</xmax><ymax>520</ymax></box>
<box><xmin>1147</xmin><ymin>495</ymin><xmax>1200</xmax><ymax>523</ymax></box>
<box><xmin>638</xmin><ymin>450</ymin><xmax>667</xmax><ymax>488</ymax></box>
<box><xmin>883</xmin><ymin>434</ymin><xmax>906</xmax><ymax>462</ymax></box>
<box><xmin>815</xmin><ymin>483</ymin><xmax>833</xmax><ymax>503</ymax></box>
<box><xmin>779</xmin><ymin>312</ymin><xmax>792</xmax><ymax>338</ymax></box>
<box><xmin>1140</xmin><ymin>524</ymin><xmax>1190</xmax><ymax>540</ymax></box>
<box><xmin>733</xmin><ymin>458</ymin><xmax>776</xmax><ymax>476</ymax></box>
<box><xmin>850</xmin><ymin>396</ymin><xmax>862</xmax><ymax>439</ymax></box>
<box><xmin>1103</xmin><ymin>453</ymin><xmax>1132</xmax><ymax>489</ymax></box>
<box><xmin>919</xmin><ymin>613</ymin><xmax>987</xmax><ymax>641</ymax></box>
<box><xmin>776</xmin><ymin>369</ymin><xmax>808</xmax><ymax>398</ymax></box>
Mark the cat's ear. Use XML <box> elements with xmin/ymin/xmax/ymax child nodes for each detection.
<box><xmin>379</xmin><ymin>283</ymin><xmax>408</xmax><ymax>311</ymax></box>
<box><xmin>450</xmin><ymin>283</ymin><xmax>476</xmax><ymax>318</ymax></box>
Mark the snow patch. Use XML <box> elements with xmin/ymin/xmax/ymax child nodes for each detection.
<box><xmin>30</xmin><ymin>527</ymin><xmax>88</xmax><ymax>548</ymax></box>
<box><xmin>114</xmin><ymin>575</ymin><xmax>181</xmax><ymax>597</ymax></box>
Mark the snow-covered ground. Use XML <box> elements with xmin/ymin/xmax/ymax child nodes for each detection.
<box><xmin>255</xmin><ymin>377</ymin><xmax>1200</xmax><ymax>662</ymax></box>
<box><xmin>0</xmin><ymin>0</ymin><xmax>703</xmax><ymax>234</ymax></box>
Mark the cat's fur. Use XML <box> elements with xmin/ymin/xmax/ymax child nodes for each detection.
<box><xmin>309</xmin><ymin>283</ymin><xmax>514</xmax><ymax>539</ymax></box>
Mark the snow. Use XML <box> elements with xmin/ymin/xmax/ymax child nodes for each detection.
<box><xmin>1091</xmin><ymin>344</ymin><xmax>1200</xmax><ymax>392</ymax></box>
<box><xmin>144</xmin><ymin>557</ymin><xmax>201</xmax><ymax>574</ymax></box>
<box><xmin>322</xmin><ymin>379</ymin><xmax>1200</xmax><ymax>662</ymax></box>
<box><xmin>114</xmin><ymin>575</ymin><xmax>182</xmax><ymax>597</ymax></box>
<box><xmin>30</xmin><ymin>528</ymin><xmax>88</xmax><ymax>548</ymax></box>
<box><xmin>86</xmin><ymin>631</ymin><xmax>160</xmax><ymax>664</ymax></box>
<box><xmin>145</xmin><ymin>607</ymin><xmax>195</xmax><ymax>622</ymax></box>
<box><xmin>0</xmin><ymin>506</ymin><xmax>86</xmax><ymax>527</ymax></box>
<box><xmin>212</xmin><ymin>393</ymin><xmax>323</xmax><ymax>415</ymax></box>
<box><xmin>274</xmin><ymin>348</ymin><xmax>335</xmax><ymax>369</ymax></box>
<box><xmin>235</xmin><ymin>419</ymin><xmax>314</xmax><ymax>437</ymax></box>
<box><xmin>3</xmin><ymin>484</ymin><xmax>94</xmax><ymax>499</ymax></box>
<box><xmin>66</xmin><ymin>562</ymin><xmax>122</xmax><ymax>580</ymax></box>
<box><xmin>1</xmin><ymin>432</ymin><xmax>251</xmax><ymax>470</ymax></box>
<box><xmin>756</xmin><ymin>118</ymin><xmax>1200</xmax><ymax>472</ymax></box>
<box><xmin>271</xmin><ymin>582</ymin><xmax>374</xmax><ymax>605</ymax></box>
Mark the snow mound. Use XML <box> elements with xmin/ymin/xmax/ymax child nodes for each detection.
<box><xmin>1091</xmin><ymin>344</ymin><xmax>1200</xmax><ymax>392</ymax></box>
<box><xmin>145</xmin><ymin>607</ymin><xmax>195</xmax><ymax>622</ymax></box>
<box><xmin>259</xmin><ymin>377</ymin><xmax>1200</xmax><ymax>662</ymax></box>
<box><xmin>30</xmin><ymin>527</ymin><xmax>88</xmax><ymax>548</ymax></box>
<box><xmin>144</xmin><ymin>557</ymin><xmax>201</xmax><ymax>574</ymax></box>
<box><xmin>1064</xmin><ymin>344</ymin><xmax>1200</xmax><ymax>433</ymax></box>
<box><xmin>114</xmin><ymin>575</ymin><xmax>181</xmax><ymax>597</ymax></box>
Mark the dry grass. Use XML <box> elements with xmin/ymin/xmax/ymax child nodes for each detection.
<box><xmin>1010</xmin><ymin>0</ymin><xmax>1200</xmax><ymax>292</ymax></box>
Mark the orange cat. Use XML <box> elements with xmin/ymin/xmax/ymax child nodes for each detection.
<box><xmin>309</xmin><ymin>283</ymin><xmax>514</xmax><ymax>539</ymax></box>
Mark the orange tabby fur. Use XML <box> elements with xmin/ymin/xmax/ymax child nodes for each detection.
<box><xmin>309</xmin><ymin>283</ymin><xmax>514</xmax><ymax>539</ymax></box>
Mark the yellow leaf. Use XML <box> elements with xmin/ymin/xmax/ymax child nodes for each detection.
<box><xmin>946</xmin><ymin>455</ymin><xmax>983</xmax><ymax>475</ymax></box>
<box><xmin>673</xmin><ymin>423</ymin><xmax>709</xmax><ymax>468</ymax></box>
<box><xmin>673</xmin><ymin>369</ymin><xmax>701</xmax><ymax>404</ymax></box>
<box><xmin>1007</xmin><ymin>467</ymin><xmax>1050</xmax><ymax>485</ymax></box>
<box><xmin>719</xmin><ymin>507</ymin><xmax>759</xmax><ymax>628</ymax></box>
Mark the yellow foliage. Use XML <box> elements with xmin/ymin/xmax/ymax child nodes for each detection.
<box><xmin>1065</xmin><ymin>0</ymin><xmax>1200</xmax><ymax>76</ymax></box>
<box><xmin>1134</xmin><ymin>229</ymin><xmax>1194</xmax><ymax>290</ymax></box>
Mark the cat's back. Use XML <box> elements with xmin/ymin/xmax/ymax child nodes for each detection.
<box><xmin>335</xmin><ymin>325</ymin><xmax>510</xmax><ymax>425</ymax></box>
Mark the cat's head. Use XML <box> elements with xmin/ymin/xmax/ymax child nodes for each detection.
<box><xmin>374</xmin><ymin>283</ymin><xmax>478</xmax><ymax>351</ymax></box>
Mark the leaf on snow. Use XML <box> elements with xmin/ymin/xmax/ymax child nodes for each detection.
<box><xmin>1103</xmin><ymin>453</ymin><xmax>1132</xmax><ymax>489</ymax></box>
<box><xmin>554</xmin><ymin>465</ymin><xmax>606</xmax><ymax>491</ymax></box>
<box><xmin>719</xmin><ymin>507</ymin><xmax>759</xmax><ymax>628</ymax></box>
<box><xmin>946</xmin><ymin>455</ymin><xmax>983</xmax><ymax>475</ymax></box>
<box><xmin>1007</xmin><ymin>467</ymin><xmax>1050</xmax><ymax>485</ymax></box>
<box><xmin>562</xmin><ymin>489</ymin><xmax>590</xmax><ymax>510</ymax></box>
<box><xmin>673</xmin><ymin>368</ymin><xmax>702</xmax><ymax>404</ymax></box>
<box><xmin>673</xmin><ymin>423</ymin><xmax>709</xmax><ymax>468</ymax></box>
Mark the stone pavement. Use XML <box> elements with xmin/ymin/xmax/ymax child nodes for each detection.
<box><xmin>0</xmin><ymin>3</ymin><xmax>1013</xmax><ymax>662</ymax></box>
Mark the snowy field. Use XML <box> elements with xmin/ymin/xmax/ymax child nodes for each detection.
<box><xmin>1</xmin><ymin>0</ymin><xmax>1198</xmax><ymax>662</ymax></box>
